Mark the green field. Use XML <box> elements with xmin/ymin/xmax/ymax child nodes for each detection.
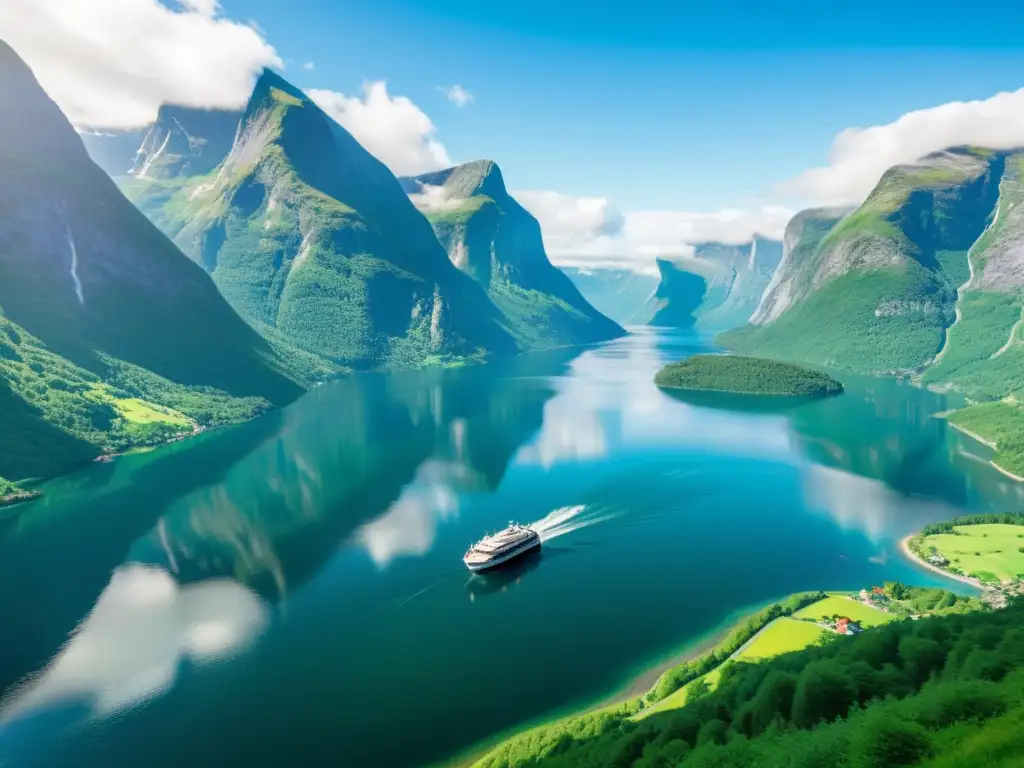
<box><xmin>735</xmin><ymin>617</ymin><xmax>828</xmax><ymax>660</ymax></box>
<box><xmin>87</xmin><ymin>384</ymin><xmax>192</xmax><ymax>427</ymax></box>
<box><xmin>794</xmin><ymin>595</ymin><xmax>895</xmax><ymax>627</ymax></box>
<box><xmin>922</xmin><ymin>523</ymin><xmax>1024</xmax><ymax>583</ymax></box>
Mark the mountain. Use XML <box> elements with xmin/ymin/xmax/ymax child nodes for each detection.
<box><xmin>79</xmin><ymin>127</ymin><xmax>147</xmax><ymax>177</ymax></box>
<box><xmin>560</xmin><ymin>267</ymin><xmax>658</xmax><ymax>325</ymax></box>
<box><xmin>636</xmin><ymin>237</ymin><xmax>784</xmax><ymax>329</ymax></box>
<box><xmin>0</xmin><ymin>41</ymin><xmax>305</xmax><ymax>481</ymax></box>
<box><xmin>127</xmin><ymin>106</ymin><xmax>242</xmax><ymax>180</ymax></box>
<box><xmin>403</xmin><ymin>161</ymin><xmax>624</xmax><ymax>347</ymax></box>
<box><xmin>725</xmin><ymin>148</ymin><xmax>1009</xmax><ymax>373</ymax></box>
<box><xmin>122</xmin><ymin>72</ymin><xmax>519</xmax><ymax>370</ymax></box>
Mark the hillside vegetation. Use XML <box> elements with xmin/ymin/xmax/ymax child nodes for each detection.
<box><xmin>0</xmin><ymin>42</ymin><xmax>310</xmax><ymax>481</ymax></box>
<box><xmin>405</xmin><ymin>161</ymin><xmax>623</xmax><ymax>349</ymax></box>
<box><xmin>474</xmin><ymin>599</ymin><xmax>1024</xmax><ymax>768</ymax></box>
<box><xmin>725</xmin><ymin>148</ymin><xmax>1004</xmax><ymax>373</ymax></box>
<box><xmin>655</xmin><ymin>355</ymin><xmax>843</xmax><ymax>397</ymax></box>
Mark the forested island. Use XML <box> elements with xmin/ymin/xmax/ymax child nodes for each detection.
<box><xmin>654</xmin><ymin>354</ymin><xmax>844</xmax><ymax>397</ymax></box>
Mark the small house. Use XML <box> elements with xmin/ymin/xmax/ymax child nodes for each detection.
<box><xmin>927</xmin><ymin>553</ymin><xmax>949</xmax><ymax>567</ymax></box>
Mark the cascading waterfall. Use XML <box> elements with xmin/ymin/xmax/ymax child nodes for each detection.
<box><xmin>66</xmin><ymin>225</ymin><xmax>85</xmax><ymax>305</ymax></box>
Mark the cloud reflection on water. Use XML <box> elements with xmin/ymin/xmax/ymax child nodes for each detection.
<box><xmin>1</xmin><ymin>565</ymin><xmax>267</xmax><ymax>724</ymax></box>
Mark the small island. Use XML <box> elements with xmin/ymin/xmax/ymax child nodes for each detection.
<box><xmin>654</xmin><ymin>354</ymin><xmax>844</xmax><ymax>397</ymax></box>
<box><xmin>0</xmin><ymin>477</ymin><xmax>40</xmax><ymax>509</ymax></box>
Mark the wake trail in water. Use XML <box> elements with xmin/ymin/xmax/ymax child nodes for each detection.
<box><xmin>530</xmin><ymin>504</ymin><xmax>621</xmax><ymax>543</ymax></box>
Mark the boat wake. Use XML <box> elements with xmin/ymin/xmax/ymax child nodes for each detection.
<box><xmin>530</xmin><ymin>504</ymin><xmax>618</xmax><ymax>543</ymax></box>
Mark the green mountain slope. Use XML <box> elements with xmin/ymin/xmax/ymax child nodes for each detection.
<box><xmin>403</xmin><ymin>161</ymin><xmax>624</xmax><ymax>347</ymax></box>
<box><xmin>560</xmin><ymin>267</ymin><xmax>659</xmax><ymax>325</ymax></box>
<box><xmin>0</xmin><ymin>41</ymin><xmax>305</xmax><ymax>480</ymax></box>
<box><xmin>921</xmin><ymin>151</ymin><xmax>1024</xmax><ymax>401</ymax></box>
<box><xmin>635</xmin><ymin>238</ymin><xmax>781</xmax><ymax>330</ymax></box>
<box><xmin>725</xmin><ymin>149</ymin><xmax>1004</xmax><ymax>373</ymax></box>
<box><xmin>123</xmin><ymin>73</ymin><xmax>518</xmax><ymax>369</ymax></box>
<box><xmin>475</xmin><ymin>599</ymin><xmax>1024</xmax><ymax>768</ymax></box>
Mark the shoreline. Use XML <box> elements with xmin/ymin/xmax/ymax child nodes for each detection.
<box><xmin>946</xmin><ymin>421</ymin><xmax>1024</xmax><ymax>482</ymax></box>
<box><xmin>440</xmin><ymin>596</ymin><xmax>794</xmax><ymax>768</ymax></box>
<box><xmin>898</xmin><ymin>534</ymin><xmax>985</xmax><ymax>591</ymax></box>
<box><xmin>0</xmin><ymin>489</ymin><xmax>42</xmax><ymax>510</ymax></box>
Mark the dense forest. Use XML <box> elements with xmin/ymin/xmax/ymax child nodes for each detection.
<box><xmin>476</xmin><ymin>599</ymin><xmax>1024</xmax><ymax>768</ymax></box>
<box><xmin>654</xmin><ymin>355</ymin><xmax>843</xmax><ymax>397</ymax></box>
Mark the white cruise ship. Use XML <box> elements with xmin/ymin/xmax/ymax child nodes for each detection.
<box><xmin>463</xmin><ymin>522</ymin><xmax>541</xmax><ymax>572</ymax></box>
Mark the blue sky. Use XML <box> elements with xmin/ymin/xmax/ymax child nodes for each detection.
<box><xmin>229</xmin><ymin>0</ymin><xmax>1024</xmax><ymax>211</ymax></box>
<box><xmin>6</xmin><ymin>0</ymin><xmax>1024</xmax><ymax>269</ymax></box>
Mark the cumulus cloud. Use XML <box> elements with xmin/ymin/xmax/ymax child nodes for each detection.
<box><xmin>407</xmin><ymin>182</ymin><xmax>467</xmax><ymax>214</ymax></box>
<box><xmin>308</xmin><ymin>82</ymin><xmax>452</xmax><ymax>176</ymax></box>
<box><xmin>440</xmin><ymin>84</ymin><xmax>474</xmax><ymax>107</ymax></box>
<box><xmin>303</xmin><ymin>61</ymin><xmax>315</xmax><ymax>71</ymax></box>
<box><xmin>0</xmin><ymin>0</ymin><xmax>281</xmax><ymax>130</ymax></box>
<box><xmin>780</xmin><ymin>87</ymin><xmax>1024</xmax><ymax>206</ymax></box>
<box><xmin>515</xmin><ymin>190</ymin><xmax>792</xmax><ymax>273</ymax></box>
<box><xmin>179</xmin><ymin>0</ymin><xmax>219</xmax><ymax>16</ymax></box>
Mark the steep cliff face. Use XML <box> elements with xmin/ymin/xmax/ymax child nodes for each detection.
<box><xmin>404</xmin><ymin>161</ymin><xmax>624</xmax><ymax>348</ymax></box>
<box><xmin>0</xmin><ymin>42</ymin><xmax>304</xmax><ymax>480</ymax></box>
<box><xmin>560</xmin><ymin>267</ymin><xmax>659</xmax><ymax>325</ymax></box>
<box><xmin>635</xmin><ymin>237</ymin><xmax>783</xmax><ymax>330</ymax></box>
<box><xmin>921</xmin><ymin>150</ymin><xmax>1024</xmax><ymax>400</ymax></box>
<box><xmin>635</xmin><ymin>258</ymin><xmax>709</xmax><ymax>327</ymax></box>
<box><xmin>128</xmin><ymin>106</ymin><xmax>242</xmax><ymax>180</ymax></box>
<box><xmin>123</xmin><ymin>72</ymin><xmax>517</xmax><ymax>369</ymax></box>
<box><xmin>750</xmin><ymin>208</ymin><xmax>852</xmax><ymax>325</ymax></box>
<box><xmin>726</xmin><ymin>148</ymin><xmax>1007</xmax><ymax>373</ymax></box>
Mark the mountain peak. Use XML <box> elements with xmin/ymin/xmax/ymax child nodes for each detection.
<box><xmin>408</xmin><ymin>160</ymin><xmax>508</xmax><ymax>200</ymax></box>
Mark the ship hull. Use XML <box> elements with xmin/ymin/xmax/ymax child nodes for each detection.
<box><xmin>464</xmin><ymin>537</ymin><xmax>541</xmax><ymax>572</ymax></box>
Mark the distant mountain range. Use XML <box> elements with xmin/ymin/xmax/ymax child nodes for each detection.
<box><xmin>560</xmin><ymin>268</ymin><xmax>659</xmax><ymax>326</ymax></box>
<box><xmin>565</xmin><ymin>238</ymin><xmax>783</xmax><ymax>331</ymax></box>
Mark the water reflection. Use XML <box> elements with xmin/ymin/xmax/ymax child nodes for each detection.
<box><xmin>127</xmin><ymin>348</ymin><xmax>582</xmax><ymax>599</ymax></box>
<box><xmin>1</xmin><ymin>565</ymin><xmax>267</xmax><ymax>723</ymax></box>
<box><xmin>464</xmin><ymin>548</ymin><xmax>545</xmax><ymax>600</ymax></box>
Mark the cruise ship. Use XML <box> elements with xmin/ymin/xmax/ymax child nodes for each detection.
<box><xmin>463</xmin><ymin>522</ymin><xmax>541</xmax><ymax>572</ymax></box>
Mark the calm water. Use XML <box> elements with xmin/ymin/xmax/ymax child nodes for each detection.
<box><xmin>2</xmin><ymin>329</ymin><xmax>1023</xmax><ymax>767</ymax></box>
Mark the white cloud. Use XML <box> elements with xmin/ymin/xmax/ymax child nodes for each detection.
<box><xmin>308</xmin><ymin>82</ymin><xmax>452</xmax><ymax>176</ymax></box>
<box><xmin>514</xmin><ymin>190</ymin><xmax>792</xmax><ymax>273</ymax></box>
<box><xmin>0</xmin><ymin>0</ymin><xmax>281</xmax><ymax>130</ymax></box>
<box><xmin>303</xmin><ymin>61</ymin><xmax>315</xmax><ymax>71</ymax></box>
<box><xmin>407</xmin><ymin>183</ymin><xmax>467</xmax><ymax>213</ymax></box>
<box><xmin>780</xmin><ymin>88</ymin><xmax>1024</xmax><ymax>206</ymax></box>
<box><xmin>440</xmin><ymin>84</ymin><xmax>474</xmax><ymax>107</ymax></box>
<box><xmin>179</xmin><ymin>0</ymin><xmax>219</xmax><ymax>17</ymax></box>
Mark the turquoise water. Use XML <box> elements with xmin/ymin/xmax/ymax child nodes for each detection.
<box><xmin>1</xmin><ymin>329</ymin><xmax>1022</xmax><ymax>767</ymax></box>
